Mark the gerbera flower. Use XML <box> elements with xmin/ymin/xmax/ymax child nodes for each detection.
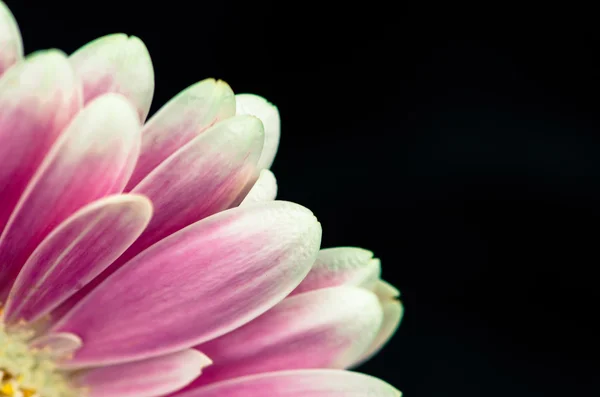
<box><xmin>0</xmin><ymin>2</ymin><xmax>403</xmax><ymax>397</ymax></box>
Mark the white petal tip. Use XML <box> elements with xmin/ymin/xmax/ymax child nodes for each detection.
<box><xmin>0</xmin><ymin>50</ymin><xmax>77</xmax><ymax>95</ymax></box>
<box><xmin>70</xmin><ymin>33</ymin><xmax>154</xmax><ymax>120</ymax></box>
<box><xmin>0</xmin><ymin>1</ymin><xmax>23</xmax><ymax>68</ymax></box>
<box><xmin>235</xmin><ymin>94</ymin><xmax>281</xmax><ymax>169</ymax></box>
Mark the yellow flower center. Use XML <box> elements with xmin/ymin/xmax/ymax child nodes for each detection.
<box><xmin>0</xmin><ymin>308</ymin><xmax>80</xmax><ymax>397</ymax></box>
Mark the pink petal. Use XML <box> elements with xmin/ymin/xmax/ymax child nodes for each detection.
<box><xmin>235</xmin><ymin>94</ymin><xmax>280</xmax><ymax>169</ymax></box>
<box><xmin>74</xmin><ymin>350</ymin><xmax>212</xmax><ymax>397</ymax></box>
<box><xmin>191</xmin><ymin>286</ymin><xmax>383</xmax><ymax>386</ymax></box>
<box><xmin>173</xmin><ymin>369</ymin><xmax>401</xmax><ymax>397</ymax></box>
<box><xmin>125</xmin><ymin>78</ymin><xmax>236</xmax><ymax>190</ymax></box>
<box><xmin>52</xmin><ymin>201</ymin><xmax>321</xmax><ymax>367</ymax></box>
<box><xmin>240</xmin><ymin>169</ymin><xmax>277</xmax><ymax>206</ymax></box>
<box><xmin>0</xmin><ymin>50</ymin><xmax>81</xmax><ymax>234</ymax></box>
<box><xmin>0</xmin><ymin>94</ymin><xmax>141</xmax><ymax>297</ymax></box>
<box><xmin>102</xmin><ymin>114</ymin><xmax>263</xmax><ymax>270</ymax></box>
<box><xmin>56</xmin><ymin>115</ymin><xmax>264</xmax><ymax>312</ymax></box>
<box><xmin>3</xmin><ymin>195</ymin><xmax>152</xmax><ymax>324</ymax></box>
<box><xmin>70</xmin><ymin>34</ymin><xmax>154</xmax><ymax>121</ymax></box>
<box><xmin>28</xmin><ymin>332</ymin><xmax>82</xmax><ymax>360</ymax></box>
<box><xmin>0</xmin><ymin>1</ymin><xmax>23</xmax><ymax>75</ymax></box>
<box><xmin>291</xmin><ymin>247</ymin><xmax>381</xmax><ymax>296</ymax></box>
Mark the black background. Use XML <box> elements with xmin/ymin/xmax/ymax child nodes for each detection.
<box><xmin>6</xmin><ymin>2</ymin><xmax>599</xmax><ymax>396</ymax></box>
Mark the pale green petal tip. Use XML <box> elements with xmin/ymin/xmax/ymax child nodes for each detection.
<box><xmin>0</xmin><ymin>0</ymin><xmax>24</xmax><ymax>59</ymax></box>
<box><xmin>70</xmin><ymin>33</ymin><xmax>155</xmax><ymax>119</ymax></box>
<box><xmin>0</xmin><ymin>49</ymin><xmax>77</xmax><ymax>95</ymax></box>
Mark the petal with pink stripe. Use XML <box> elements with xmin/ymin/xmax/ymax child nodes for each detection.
<box><xmin>0</xmin><ymin>94</ymin><xmax>141</xmax><ymax>295</ymax></box>
<box><xmin>191</xmin><ymin>286</ymin><xmax>383</xmax><ymax>386</ymax></box>
<box><xmin>74</xmin><ymin>350</ymin><xmax>211</xmax><ymax>397</ymax></box>
<box><xmin>0</xmin><ymin>50</ymin><xmax>81</xmax><ymax>234</ymax></box>
<box><xmin>3</xmin><ymin>195</ymin><xmax>152</xmax><ymax>324</ymax></box>
<box><xmin>0</xmin><ymin>1</ymin><xmax>23</xmax><ymax>75</ymax></box>
<box><xmin>70</xmin><ymin>34</ymin><xmax>154</xmax><ymax>121</ymax></box>
<box><xmin>117</xmin><ymin>115</ymin><xmax>264</xmax><ymax>265</ymax></box>
<box><xmin>52</xmin><ymin>201</ymin><xmax>321</xmax><ymax>367</ymax></box>
<box><xmin>126</xmin><ymin>78</ymin><xmax>236</xmax><ymax>190</ymax></box>
<box><xmin>173</xmin><ymin>369</ymin><xmax>401</xmax><ymax>397</ymax></box>
<box><xmin>53</xmin><ymin>115</ymin><xmax>264</xmax><ymax>317</ymax></box>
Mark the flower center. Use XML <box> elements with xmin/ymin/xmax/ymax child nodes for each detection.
<box><xmin>0</xmin><ymin>308</ymin><xmax>80</xmax><ymax>397</ymax></box>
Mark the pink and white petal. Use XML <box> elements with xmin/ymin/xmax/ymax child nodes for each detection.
<box><xmin>0</xmin><ymin>94</ymin><xmax>141</xmax><ymax>296</ymax></box>
<box><xmin>73</xmin><ymin>350</ymin><xmax>212</xmax><ymax>397</ymax></box>
<box><xmin>126</xmin><ymin>78</ymin><xmax>236</xmax><ymax>190</ymax></box>
<box><xmin>0</xmin><ymin>1</ymin><xmax>23</xmax><ymax>75</ymax></box>
<box><xmin>52</xmin><ymin>201</ymin><xmax>321</xmax><ymax>367</ymax></box>
<box><xmin>52</xmin><ymin>115</ymin><xmax>264</xmax><ymax>319</ymax></box>
<box><xmin>352</xmin><ymin>298</ymin><xmax>404</xmax><ymax>367</ymax></box>
<box><xmin>236</xmin><ymin>94</ymin><xmax>280</xmax><ymax>169</ymax></box>
<box><xmin>240</xmin><ymin>169</ymin><xmax>277</xmax><ymax>206</ymax></box>
<box><xmin>3</xmin><ymin>195</ymin><xmax>152</xmax><ymax>324</ymax></box>
<box><xmin>291</xmin><ymin>247</ymin><xmax>381</xmax><ymax>296</ymax></box>
<box><xmin>70</xmin><ymin>34</ymin><xmax>154</xmax><ymax>121</ymax></box>
<box><xmin>191</xmin><ymin>286</ymin><xmax>383</xmax><ymax>386</ymax></box>
<box><xmin>0</xmin><ymin>50</ymin><xmax>81</xmax><ymax>234</ymax></box>
<box><xmin>172</xmin><ymin>369</ymin><xmax>401</xmax><ymax>397</ymax></box>
<box><xmin>29</xmin><ymin>333</ymin><xmax>82</xmax><ymax>360</ymax></box>
<box><xmin>116</xmin><ymin>115</ymin><xmax>264</xmax><ymax>265</ymax></box>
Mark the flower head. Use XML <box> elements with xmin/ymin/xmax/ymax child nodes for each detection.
<box><xmin>0</xmin><ymin>2</ymin><xmax>402</xmax><ymax>396</ymax></box>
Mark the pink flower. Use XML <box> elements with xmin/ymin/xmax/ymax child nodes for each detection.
<box><xmin>0</xmin><ymin>2</ymin><xmax>402</xmax><ymax>397</ymax></box>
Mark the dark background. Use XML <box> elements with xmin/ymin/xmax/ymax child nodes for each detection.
<box><xmin>7</xmin><ymin>2</ymin><xmax>598</xmax><ymax>396</ymax></box>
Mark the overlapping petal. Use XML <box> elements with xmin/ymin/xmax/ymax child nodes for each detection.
<box><xmin>191</xmin><ymin>286</ymin><xmax>383</xmax><ymax>385</ymax></box>
<box><xmin>240</xmin><ymin>169</ymin><xmax>278</xmax><ymax>205</ymax></box>
<box><xmin>74</xmin><ymin>350</ymin><xmax>212</xmax><ymax>397</ymax></box>
<box><xmin>0</xmin><ymin>50</ymin><xmax>81</xmax><ymax>234</ymax></box>
<box><xmin>352</xmin><ymin>280</ymin><xmax>403</xmax><ymax>366</ymax></box>
<box><xmin>52</xmin><ymin>201</ymin><xmax>321</xmax><ymax>367</ymax></box>
<box><xmin>4</xmin><ymin>195</ymin><xmax>152</xmax><ymax>324</ymax></box>
<box><xmin>0</xmin><ymin>94</ymin><xmax>141</xmax><ymax>297</ymax></box>
<box><xmin>70</xmin><ymin>34</ymin><xmax>154</xmax><ymax>121</ymax></box>
<box><xmin>292</xmin><ymin>247</ymin><xmax>381</xmax><ymax>295</ymax></box>
<box><xmin>235</xmin><ymin>94</ymin><xmax>280</xmax><ymax>169</ymax></box>
<box><xmin>172</xmin><ymin>370</ymin><xmax>401</xmax><ymax>397</ymax></box>
<box><xmin>126</xmin><ymin>78</ymin><xmax>236</xmax><ymax>189</ymax></box>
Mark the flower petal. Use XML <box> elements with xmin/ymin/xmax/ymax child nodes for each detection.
<box><xmin>29</xmin><ymin>333</ymin><xmax>82</xmax><ymax>360</ymax></box>
<box><xmin>0</xmin><ymin>1</ymin><xmax>23</xmax><ymax>75</ymax></box>
<box><xmin>351</xmin><ymin>280</ymin><xmax>403</xmax><ymax>366</ymax></box>
<box><xmin>236</xmin><ymin>94</ymin><xmax>280</xmax><ymax>169</ymax></box>
<box><xmin>120</xmin><ymin>115</ymin><xmax>264</xmax><ymax>264</ymax></box>
<box><xmin>191</xmin><ymin>286</ymin><xmax>383</xmax><ymax>386</ymax></box>
<box><xmin>240</xmin><ymin>169</ymin><xmax>278</xmax><ymax>206</ymax></box>
<box><xmin>0</xmin><ymin>50</ymin><xmax>81</xmax><ymax>234</ymax></box>
<box><xmin>126</xmin><ymin>78</ymin><xmax>236</xmax><ymax>190</ymax></box>
<box><xmin>3</xmin><ymin>195</ymin><xmax>152</xmax><ymax>324</ymax></box>
<box><xmin>173</xmin><ymin>369</ymin><xmax>401</xmax><ymax>397</ymax></box>
<box><xmin>0</xmin><ymin>94</ymin><xmax>141</xmax><ymax>296</ymax></box>
<box><xmin>52</xmin><ymin>201</ymin><xmax>321</xmax><ymax>367</ymax></box>
<box><xmin>73</xmin><ymin>350</ymin><xmax>212</xmax><ymax>397</ymax></box>
<box><xmin>70</xmin><ymin>34</ymin><xmax>154</xmax><ymax>121</ymax></box>
<box><xmin>291</xmin><ymin>247</ymin><xmax>381</xmax><ymax>295</ymax></box>
<box><xmin>53</xmin><ymin>115</ymin><xmax>265</xmax><ymax>317</ymax></box>
<box><xmin>355</xmin><ymin>299</ymin><xmax>403</xmax><ymax>366</ymax></box>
